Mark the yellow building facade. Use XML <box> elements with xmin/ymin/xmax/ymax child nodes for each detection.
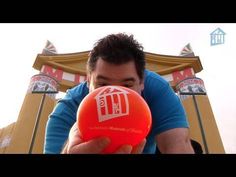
<box><xmin>0</xmin><ymin>51</ymin><xmax>225</xmax><ymax>153</ymax></box>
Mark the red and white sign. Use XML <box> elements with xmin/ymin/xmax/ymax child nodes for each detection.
<box><xmin>162</xmin><ymin>67</ymin><xmax>195</xmax><ymax>84</ymax></box>
<box><xmin>27</xmin><ymin>74</ymin><xmax>59</xmax><ymax>98</ymax></box>
<box><xmin>41</xmin><ymin>65</ymin><xmax>86</xmax><ymax>85</ymax></box>
<box><xmin>176</xmin><ymin>77</ymin><xmax>206</xmax><ymax>94</ymax></box>
<box><xmin>40</xmin><ymin>65</ymin><xmax>196</xmax><ymax>92</ymax></box>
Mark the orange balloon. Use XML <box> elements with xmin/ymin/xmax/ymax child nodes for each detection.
<box><xmin>77</xmin><ymin>85</ymin><xmax>152</xmax><ymax>153</ymax></box>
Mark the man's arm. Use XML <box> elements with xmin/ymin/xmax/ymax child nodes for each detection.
<box><xmin>155</xmin><ymin>128</ymin><xmax>194</xmax><ymax>153</ymax></box>
<box><xmin>44</xmin><ymin>92</ymin><xmax>79</xmax><ymax>153</ymax></box>
<box><xmin>142</xmin><ymin>71</ymin><xmax>194</xmax><ymax>154</ymax></box>
<box><xmin>44</xmin><ymin>82</ymin><xmax>89</xmax><ymax>154</ymax></box>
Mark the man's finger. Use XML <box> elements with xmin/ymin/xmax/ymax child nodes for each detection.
<box><xmin>114</xmin><ymin>145</ymin><xmax>133</xmax><ymax>154</ymax></box>
<box><xmin>132</xmin><ymin>139</ymin><xmax>146</xmax><ymax>154</ymax></box>
<box><xmin>70</xmin><ymin>137</ymin><xmax>110</xmax><ymax>154</ymax></box>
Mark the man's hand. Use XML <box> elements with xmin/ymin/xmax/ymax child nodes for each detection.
<box><xmin>62</xmin><ymin>122</ymin><xmax>146</xmax><ymax>154</ymax></box>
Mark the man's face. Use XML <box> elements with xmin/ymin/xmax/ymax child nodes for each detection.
<box><xmin>87</xmin><ymin>58</ymin><xmax>144</xmax><ymax>94</ymax></box>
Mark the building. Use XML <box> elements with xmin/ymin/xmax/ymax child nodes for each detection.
<box><xmin>0</xmin><ymin>49</ymin><xmax>225</xmax><ymax>154</ymax></box>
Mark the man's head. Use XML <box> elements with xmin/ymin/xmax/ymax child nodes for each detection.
<box><xmin>87</xmin><ymin>33</ymin><xmax>145</xmax><ymax>94</ymax></box>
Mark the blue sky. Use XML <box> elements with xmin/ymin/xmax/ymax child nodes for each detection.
<box><xmin>0</xmin><ymin>23</ymin><xmax>235</xmax><ymax>153</ymax></box>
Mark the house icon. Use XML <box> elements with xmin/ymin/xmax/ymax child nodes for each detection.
<box><xmin>95</xmin><ymin>86</ymin><xmax>130</xmax><ymax>122</ymax></box>
<box><xmin>210</xmin><ymin>28</ymin><xmax>226</xmax><ymax>46</ymax></box>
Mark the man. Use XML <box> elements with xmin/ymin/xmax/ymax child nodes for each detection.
<box><xmin>44</xmin><ymin>33</ymin><xmax>194</xmax><ymax>154</ymax></box>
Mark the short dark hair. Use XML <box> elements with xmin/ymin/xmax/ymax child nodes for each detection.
<box><xmin>87</xmin><ymin>33</ymin><xmax>145</xmax><ymax>80</ymax></box>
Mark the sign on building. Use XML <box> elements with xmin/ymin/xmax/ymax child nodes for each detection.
<box><xmin>27</xmin><ymin>74</ymin><xmax>59</xmax><ymax>98</ymax></box>
<box><xmin>176</xmin><ymin>77</ymin><xmax>206</xmax><ymax>100</ymax></box>
<box><xmin>41</xmin><ymin>65</ymin><xmax>87</xmax><ymax>85</ymax></box>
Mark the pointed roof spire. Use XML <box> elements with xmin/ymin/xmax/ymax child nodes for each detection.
<box><xmin>42</xmin><ymin>40</ymin><xmax>58</xmax><ymax>55</ymax></box>
<box><xmin>179</xmin><ymin>43</ymin><xmax>195</xmax><ymax>57</ymax></box>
